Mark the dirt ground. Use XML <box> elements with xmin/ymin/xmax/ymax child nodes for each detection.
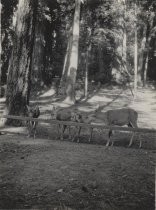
<box><xmin>0</xmin><ymin>132</ymin><xmax>155</xmax><ymax>210</ymax></box>
<box><xmin>0</xmin><ymin>85</ymin><xmax>156</xmax><ymax>210</ymax></box>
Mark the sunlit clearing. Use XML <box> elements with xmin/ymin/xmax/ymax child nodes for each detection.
<box><xmin>51</xmin><ymin>102</ymin><xmax>71</xmax><ymax>108</ymax></box>
<box><xmin>39</xmin><ymin>89</ymin><xmax>55</xmax><ymax>98</ymax></box>
<box><xmin>0</xmin><ymin>98</ymin><xmax>5</xmax><ymax>103</ymax></box>
<box><xmin>87</xmin><ymin>95</ymin><xmax>112</xmax><ymax>103</ymax></box>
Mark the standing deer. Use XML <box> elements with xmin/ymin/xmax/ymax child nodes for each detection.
<box><xmin>70</xmin><ymin>112</ymin><xmax>94</xmax><ymax>142</ymax></box>
<box><xmin>93</xmin><ymin>108</ymin><xmax>140</xmax><ymax>147</ymax></box>
<box><xmin>51</xmin><ymin>106</ymin><xmax>77</xmax><ymax>140</ymax></box>
<box><xmin>26</xmin><ymin>105</ymin><xmax>40</xmax><ymax>138</ymax></box>
<box><xmin>72</xmin><ymin>108</ymin><xmax>141</xmax><ymax>148</ymax></box>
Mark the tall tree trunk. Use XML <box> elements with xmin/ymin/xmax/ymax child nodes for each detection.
<box><xmin>0</xmin><ymin>0</ymin><xmax>2</xmax><ymax>97</ymax></box>
<box><xmin>138</xmin><ymin>25</ymin><xmax>147</xmax><ymax>84</ymax></box>
<box><xmin>122</xmin><ymin>0</ymin><xmax>127</xmax><ymax>73</ymax></box>
<box><xmin>31</xmin><ymin>20</ymin><xmax>45</xmax><ymax>86</ymax></box>
<box><xmin>143</xmin><ymin>53</ymin><xmax>149</xmax><ymax>86</ymax></box>
<box><xmin>122</xmin><ymin>28</ymin><xmax>127</xmax><ymax>69</ymax></box>
<box><xmin>98</xmin><ymin>43</ymin><xmax>104</xmax><ymax>76</ymax></box>
<box><xmin>60</xmin><ymin>28</ymin><xmax>72</xmax><ymax>94</ymax></box>
<box><xmin>4</xmin><ymin>0</ymin><xmax>38</xmax><ymax>123</ymax></box>
<box><xmin>141</xmin><ymin>14</ymin><xmax>155</xmax><ymax>86</ymax></box>
<box><xmin>134</xmin><ymin>1</ymin><xmax>138</xmax><ymax>98</ymax></box>
<box><xmin>84</xmin><ymin>44</ymin><xmax>91</xmax><ymax>98</ymax></box>
<box><xmin>64</xmin><ymin>0</ymin><xmax>81</xmax><ymax>104</ymax></box>
<box><xmin>134</xmin><ymin>26</ymin><xmax>138</xmax><ymax>97</ymax></box>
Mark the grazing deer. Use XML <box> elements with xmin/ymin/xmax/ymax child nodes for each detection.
<box><xmin>72</xmin><ymin>108</ymin><xmax>141</xmax><ymax>148</ymax></box>
<box><xmin>26</xmin><ymin>105</ymin><xmax>40</xmax><ymax>139</ymax></box>
<box><xmin>92</xmin><ymin>108</ymin><xmax>140</xmax><ymax>147</ymax></box>
<box><xmin>70</xmin><ymin>112</ymin><xmax>94</xmax><ymax>142</ymax></box>
<box><xmin>51</xmin><ymin>105</ymin><xmax>77</xmax><ymax>140</ymax></box>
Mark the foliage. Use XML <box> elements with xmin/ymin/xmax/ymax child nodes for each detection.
<box><xmin>1</xmin><ymin>0</ymin><xmax>156</xmax><ymax>90</ymax></box>
<box><xmin>1</xmin><ymin>0</ymin><xmax>18</xmax><ymax>84</ymax></box>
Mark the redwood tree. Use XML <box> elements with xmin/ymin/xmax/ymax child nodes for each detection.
<box><xmin>63</xmin><ymin>0</ymin><xmax>82</xmax><ymax>104</ymax></box>
<box><xmin>4</xmin><ymin>0</ymin><xmax>38</xmax><ymax>119</ymax></box>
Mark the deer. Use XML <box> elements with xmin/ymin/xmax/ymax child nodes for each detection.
<box><xmin>93</xmin><ymin>108</ymin><xmax>140</xmax><ymax>147</ymax></box>
<box><xmin>51</xmin><ymin>105</ymin><xmax>77</xmax><ymax>140</ymax></box>
<box><xmin>70</xmin><ymin>112</ymin><xmax>94</xmax><ymax>143</ymax></box>
<box><xmin>26</xmin><ymin>105</ymin><xmax>40</xmax><ymax>139</ymax></box>
<box><xmin>71</xmin><ymin>108</ymin><xmax>141</xmax><ymax>148</ymax></box>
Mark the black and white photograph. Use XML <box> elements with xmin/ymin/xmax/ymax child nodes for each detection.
<box><xmin>0</xmin><ymin>0</ymin><xmax>156</xmax><ymax>209</ymax></box>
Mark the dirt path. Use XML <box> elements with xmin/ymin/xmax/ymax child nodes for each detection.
<box><xmin>0</xmin><ymin>135</ymin><xmax>155</xmax><ymax>210</ymax></box>
<box><xmin>0</xmin><ymin>85</ymin><xmax>155</xmax><ymax>209</ymax></box>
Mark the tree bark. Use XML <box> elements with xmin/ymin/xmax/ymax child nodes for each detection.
<box><xmin>141</xmin><ymin>13</ymin><xmax>155</xmax><ymax>86</ymax></box>
<box><xmin>134</xmin><ymin>1</ymin><xmax>138</xmax><ymax>98</ymax></box>
<box><xmin>98</xmin><ymin>44</ymin><xmax>104</xmax><ymax>75</ymax></box>
<box><xmin>63</xmin><ymin>0</ymin><xmax>81</xmax><ymax>104</ymax></box>
<box><xmin>4</xmin><ymin>0</ymin><xmax>38</xmax><ymax>123</ymax></box>
<box><xmin>0</xmin><ymin>0</ymin><xmax>2</xmax><ymax>97</ymax></box>
<box><xmin>138</xmin><ymin>25</ymin><xmax>147</xmax><ymax>84</ymax></box>
<box><xmin>84</xmin><ymin>44</ymin><xmax>91</xmax><ymax>98</ymax></box>
<box><xmin>31</xmin><ymin>20</ymin><xmax>45</xmax><ymax>86</ymax></box>
<box><xmin>60</xmin><ymin>28</ymin><xmax>73</xmax><ymax>94</ymax></box>
<box><xmin>122</xmin><ymin>0</ymin><xmax>127</xmax><ymax>74</ymax></box>
<box><xmin>134</xmin><ymin>26</ymin><xmax>138</xmax><ymax>97</ymax></box>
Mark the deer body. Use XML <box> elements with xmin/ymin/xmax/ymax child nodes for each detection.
<box><xmin>94</xmin><ymin>108</ymin><xmax>138</xmax><ymax>127</ymax></box>
<box><xmin>51</xmin><ymin>106</ymin><xmax>76</xmax><ymax>140</ymax></box>
<box><xmin>71</xmin><ymin>113</ymin><xmax>94</xmax><ymax>142</ymax></box>
<box><xmin>71</xmin><ymin>108</ymin><xmax>140</xmax><ymax>147</ymax></box>
<box><xmin>26</xmin><ymin>105</ymin><xmax>40</xmax><ymax>138</ymax></box>
<box><xmin>92</xmin><ymin>108</ymin><xmax>139</xmax><ymax>147</ymax></box>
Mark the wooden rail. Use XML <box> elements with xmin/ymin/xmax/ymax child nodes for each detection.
<box><xmin>1</xmin><ymin>114</ymin><xmax>156</xmax><ymax>134</ymax></box>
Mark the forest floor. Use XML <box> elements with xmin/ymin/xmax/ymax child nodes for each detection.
<box><xmin>0</xmin><ymin>84</ymin><xmax>156</xmax><ymax>210</ymax></box>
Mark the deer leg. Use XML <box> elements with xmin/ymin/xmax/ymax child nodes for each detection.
<box><xmin>77</xmin><ymin>127</ymin><xmax>82</xmax><ymax>143</ymax></box>
<box><xmin>138</xmin><ymin>134</ymin><xmax>142</xmax><ymax>148</ymax></box>
<box><xmin>27</xmin><ymin>121</ymin><xmax>31</xmax><ymax>137</ymax></box>
<box><xmin>128</xmin><ymin>132</ymin><xmax>135</xmax><ymax>147</ymax></box>
<box><xmin>33</xmin><ymin>122</ymin><xmax>37</xmax><ymax>139</ymax></box>
<box><xmin>60</xmin><ymin>125</ymin><xmax>64</xmax><ymax>140</ymax></box>
<box><xmin>110</xmin><ymin>130</ymin><xmax>114</xmax><ymax>146</ymax></box>
<box><xmin>128</xmin><ymin>122</ymin><xmax>135</xmax><ymax>147</ymax></box>
<box><xmin>88</xmin><ymin>128</ymin><xmax>93</xmax><ymax>142</ymax></box>
<box><xmin>68</xmin><ymin>126</ymin><xmax>71</xmax><ymax>140</ymax></box>
<box><xmin>111</xmin><ymin>141</ymin><xmax>114</xmax><ymax>146</ymax></box>
<box><xmin>72</xmin><ymin>126</ymin><xmax>78</xmax><ymax>142</ymax></box>
<box><xmin>57</xmin><ymin>124</ymin><xmax>61</xmax><ymax>139</ymax></box>
<box><xmin>32</xmin><ymin>123</ymin><xmax>35</xmax><ymax>139</ymax></box>
<box><xmin>106</xmin><ymin>130</ymin><xmax>112</xmax><ymax>146</ymax></box>
<box><xmin>60</xmin><ymin>125</ymin><xmax>67</xmax><ymax>140</ymax></box>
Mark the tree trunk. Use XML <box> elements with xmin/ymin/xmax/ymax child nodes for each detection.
<box><xmin>141</xmin><ymin>13</ymin><xmax>155</xmax><ymax>86</ymax></box>
<box><xmin>134</xmin><ymin>1</ymin><xmax>138</xmax><ymax>98</ymax></box>
<box><xmin>60</xmin><ymin>28</ymin><xmax>73</xmax><ymax>94</ymax></box>
<box><xmin>84</xmin><ymin>45</ymin><xmax>91</xmax><ymax>98</ymax></box>
<box><xmin>122</xmin><ymin>0</ymin><xmax>127</xmax><ymax>73</ymax></box>
<box><xmin>0</xmin><ymin>0</ymin><xmax>2</xmax><ymax>97</ymax></box>
<box><xmin>98</xmin><ymin>43</ymin><xmax>104</xmax><ymax>76</ymax></box>
<box><xmin>31</xmin><ymin>20</ymin><xmax>45</xmax><ymax>86</ymax></box>
<box><xmin>143</xmin><ymin>53</ymin><xmax>149</xmax><ymax>87</ymax></box>
<box><xmin>63</xmin><ymin>0</ymin><xmax>81</xmax><ymax>104</ymax></box>
<box><xmin>122</xmin><ymin>28</ymin><xmax>127</xmax><ymax>69</ymax></box>
<box><xmin>4</xmin><ymin>0</ymin><xmax>38</xmax><ymax>124</ymax></box>
<box><xmin>134</xmin><ymin>25</ymin><xmax>138</xmax><ymax>97</ymax></box>
<box><xmin>138</xmin><ymin>25</ymin><xmax>147</xmax><ymax>84</ymax></box>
